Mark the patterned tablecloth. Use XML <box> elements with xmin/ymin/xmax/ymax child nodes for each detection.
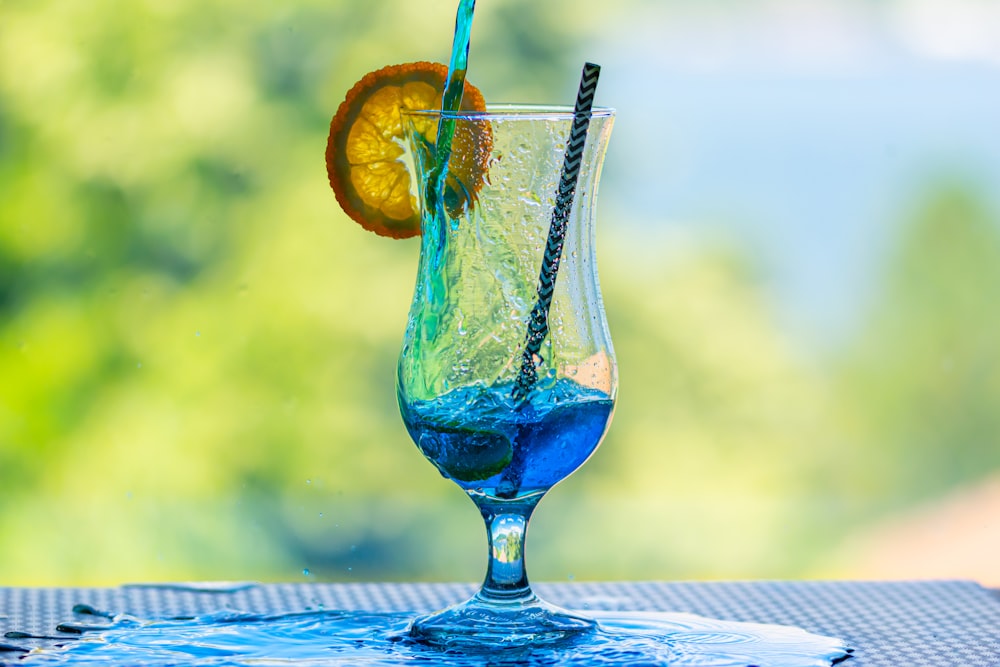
<box><xmin>2</xmin><ymin>580</ymin><xmax>999</xmax><ymax>666</ymax></box>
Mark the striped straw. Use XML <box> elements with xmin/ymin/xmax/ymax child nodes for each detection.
<box><xmin>512</xmin><ymin>62</ymin><xmax>601</xmax><ymax>403</ymax></box>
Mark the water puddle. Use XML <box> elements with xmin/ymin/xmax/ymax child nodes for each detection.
<box><xmin>10</xmin><ymin>605</ymin><xmax>851</xmax><ymax>666</ymax></box>
<box><xmin>122</xmin><ymin>582</ymin><xmax>260</xmax><ymax>594</ymax></box>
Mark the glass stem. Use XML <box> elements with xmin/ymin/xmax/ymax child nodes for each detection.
<box><xmin>475</xmin><ymin>497</ymin><xmax>541</xmax><ymax>604</ymax></box>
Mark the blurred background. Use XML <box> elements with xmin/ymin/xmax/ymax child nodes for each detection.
<box><xmin>1</xmin><ymin>0</ymin><xmax>999</xmax><ymax>587</ymax></box>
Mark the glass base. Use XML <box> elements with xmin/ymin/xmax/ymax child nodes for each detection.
<box><xmin>408</xmin><ymin>591</ymin><xmax>596</xmax><ymax>648</ymax></box>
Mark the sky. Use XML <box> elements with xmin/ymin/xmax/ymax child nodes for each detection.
<box><xmin>592</xmin><ymin>0</ymin><xmax>1000</xmax><ymax>349</ymax></box>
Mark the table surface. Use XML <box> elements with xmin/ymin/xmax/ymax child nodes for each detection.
<box><xmin>2</xmin><ymin>580</ymin><xmax>999</xmax><ymax>666</ymax></box>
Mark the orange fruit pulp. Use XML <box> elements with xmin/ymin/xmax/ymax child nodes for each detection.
<box><xmin>326</xmin><ymin>61</ymin><xmax>490</xmax><ymax>239</ymax></box>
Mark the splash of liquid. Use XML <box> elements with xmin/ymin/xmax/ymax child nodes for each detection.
<box><xmin>16</xmin><ymin>606</ymin><xmax>850</xmax><ymax>666</ymax></box>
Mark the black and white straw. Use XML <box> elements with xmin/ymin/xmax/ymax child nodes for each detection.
<box><xmin>512</xmin><ymin>62</ymin><xmax>601</xmax><ymax>403</ymax></box>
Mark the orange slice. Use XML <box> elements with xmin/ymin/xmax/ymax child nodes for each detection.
<box><xmin>326</xmin><ymin>61</ymin><xmax>490</xmax><ymax>239</ymax></box>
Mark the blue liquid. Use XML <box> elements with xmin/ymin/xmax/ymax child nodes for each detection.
<box><xmin>16</xmin><ymin>607</ymin><xmax>850</xmax><ymax>666</ymax></box>
<box><xmin>424</xmin><ymin>0</ymin><xmax>476</xmax><ymax>220</ymax></box>
<box><xmin>400</xmin><ymin>379</ymin><xmax>613</xmax><ymax>499</ymax></box>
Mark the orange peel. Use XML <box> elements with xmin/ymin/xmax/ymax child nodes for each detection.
<box><xmin>326</xmin><ymin>61</ymin><xmax>490</xmax><ymax>239</ymax></box>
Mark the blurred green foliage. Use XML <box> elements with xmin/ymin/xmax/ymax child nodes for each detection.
<box><xmin>1</xmin><ymin>0</ymin><xmax>999</xmax><ymax>585</ymax></box>
<box><xmin>835</xmin><ymin>188</ymin><xmax>1000</xmax><ymax>509</ymax></box>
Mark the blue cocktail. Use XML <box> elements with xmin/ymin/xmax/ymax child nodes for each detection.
<box><xmin>397</xmin><ymin>105</ymin><xmax>617</xmax><ymax>646</ymax></box>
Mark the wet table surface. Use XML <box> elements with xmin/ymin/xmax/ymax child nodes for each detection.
<box><xmin>2</xmin><ymin>580</ymin><xmax>999</xmax><ymax>666</ymax></box>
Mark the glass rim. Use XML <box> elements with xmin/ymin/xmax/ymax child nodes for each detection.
<box><xmin>400</xmin><ymin>104</ymin><xmax>615</xmax><ymax>121</ymax></box>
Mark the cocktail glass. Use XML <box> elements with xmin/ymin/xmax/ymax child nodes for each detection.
<box><xmin>397</xmin><ymin>105</ymin><xmax>617</xmax><ymax>647</ymax></box>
